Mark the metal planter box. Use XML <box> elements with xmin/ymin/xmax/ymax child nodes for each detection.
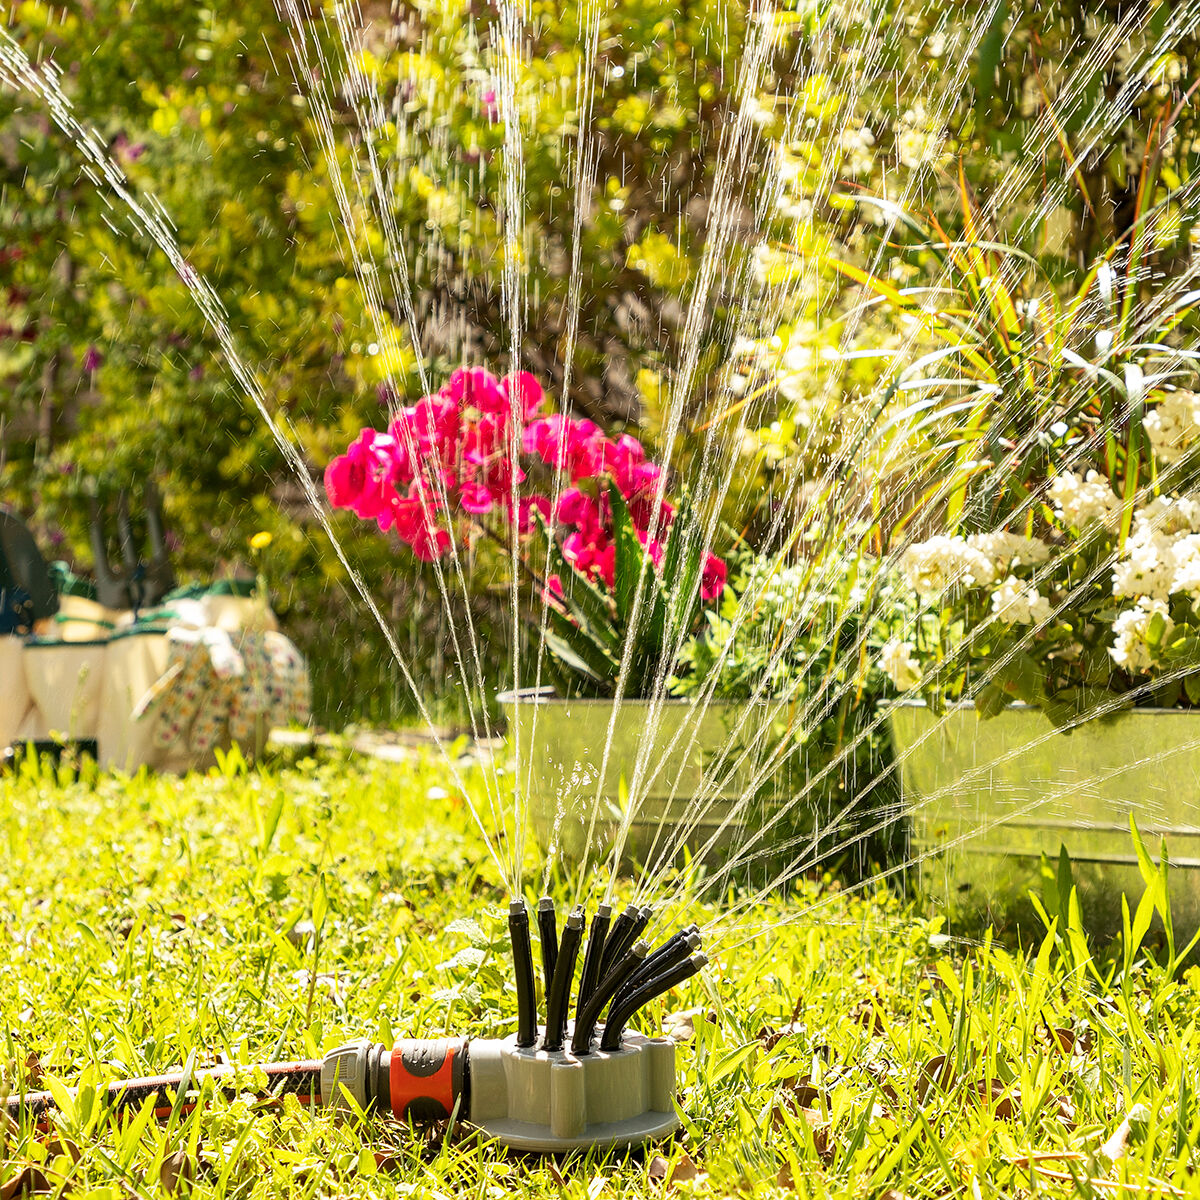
<box><xmin>500</xmin><ymin>691</ymin><xmax>780</xmax><ymax>870</ymax></box>
<box><xmin>889</xmin><ymin>701</ymin><xmax>1200</xmax><ymax>929</ymax></box>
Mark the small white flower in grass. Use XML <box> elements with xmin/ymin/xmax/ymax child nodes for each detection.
<box><xmin>881</xmin><ymin>639</ymin><xmax>922</xmax><ymax>691</ymax></box>
<box><xmin>1110</xmin><ymin>598</ymin><xmax>1174</xmax><ymax>673</ymax></box>
<box><xmin>991</xmin><ymin>575</ymin><xmax>1052</xmax><ymax>625</ymax></box>
<box><xmin>1048</xmin><ymin>469</ymin><xmax>1119</xmax><ymax>529</ymax></box>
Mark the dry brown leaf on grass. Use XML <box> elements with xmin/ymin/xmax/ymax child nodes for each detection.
<box><xmin>1041</xmin><ymin>1020</ymin><xmax>1093</xmax><ymax>1055</ymax></box>
<box><xmin>916</xmin><ymin>1054</ymin><xmax>956</xmax><ymax>1100</ymax></box>
<box><xmin>0</xmin><ymin>1165</ymin><xmax>49</xmax><ymax>1199</ymax></box>
<box><xmin>648</xmin><ymin>1153</ymin><xmax>706</xmax><ymax>1189</ymax></box>
<box><xmin>850</xmin><ymin>1000</ymin><xmax>886</xmax><ymax>1035</ymax></box>
<box><xmin>43</xmin><ymin>1139</ymin><xmax>79</xmax><ymax>1166</ymax></box>
<box><xmin>665</xmin><ymin>1008</ymin><xmax>716</xmax><ymax>1043</ymax></box>
<box><xmin>771</xmin><ymin>1102</ymin><xmax>833</xmax><ymax>1161</ymax></box>
<box><xmin>159</xmin><ymin>1150</ymin><xmax>194</xmax><ymax>1194</ymax></box>
<box><xmin>784</xmin><ymin>1075</ymin><xmax>821</xmax><ymax>1107</ymax></box>
<box><xmin>756</xmin><ymin>1022</ymin><xmax>804</xmax><ymax>1051</ymax></box>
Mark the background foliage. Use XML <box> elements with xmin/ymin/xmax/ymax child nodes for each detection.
<box><xmin>1</xmin><ymin>0</ymin><xmax>1197</xmax><ymax>721</ymax></box>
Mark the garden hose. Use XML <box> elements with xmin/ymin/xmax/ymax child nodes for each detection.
<box><xmin>5</xmin><ymin>899</ymin><xmax>703</xmax><ymax>1152</ymax></box>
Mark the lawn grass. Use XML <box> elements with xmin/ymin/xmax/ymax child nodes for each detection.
<box><xmin>2</xmin><ymin>747</ymin><xmax>1200</xmax><ymax>1197</ymax></box>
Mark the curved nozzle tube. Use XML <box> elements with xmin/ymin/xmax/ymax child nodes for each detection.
<box><xmin>541</xmin><ymin>907</ymin><xmax>584</xmax><ymax>1052</ymax></box>
<box><xmin>509</xmin><ymin>900</ymin><xmax>538</xmax><ymax>1048</ymax></box>
<box><xmin>596</xmin><ymin>904</ymin><xmax>639</xmax><ymax>981</ymax></box>
<box><xmin>575</xmin><ymin>902</ymin><xmax>612</xmax><ymax>1013</ymax></box>
<box><xmin>611</xmin><ymin>930</ymin><xmax>702</xmax><ymax>1017</ymax></box>
<box><xmin>570</xmin><ymin>940</ymin><xmax>649</xmax><ymax>1056</ymax></box>
<box><xmin>537</xmin><ymin>897</ymin><xmax>557</xmax><ymax>1000</ymax></box>
<box><xmin>600</xmin><ymin>953</ymin><xmax>708</xmax><ymax>1052</ymax></box>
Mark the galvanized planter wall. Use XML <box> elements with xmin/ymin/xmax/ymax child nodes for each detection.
<box><xmin>889</xmin><ymin>701</ymin><xmax>1200</xmax><ymax>930</ymax></box>
<box><xmin>500</xmin><ymin>690</ymin><xmax>781</xmax><ymax>870</ymax></box>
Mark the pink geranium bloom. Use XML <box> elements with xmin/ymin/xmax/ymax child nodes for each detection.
<box><xmin>459</xmin><ymin>481</ymin><xmax>497</xmax><ymax>514</ymax></box>
<box><xmin>412</xmin><ymin>527</ymin><xmax>452</xmax><ymax>561</ymax></box>
<box><xmin>566</xmin><ymin>424</ymin><xmax>608</xmax><ymax>481</ymax></box>
<box><xmin>447</xmin><ymin>366</ymin><xmax>505</xmax><ymax>414</ymax></box>
<box><xmin>325</xmin><ymin>451</ymin><xmax>368</xmax><ymax>511</ymax></box>
<box><xmin>407</xmin><ymin>394</ymin><xmax>460</xmax><ymax>458</ymax></box>
<box><xmin>563</xmin><ymin>529</ymin><xmax>600</xmax><ymax>575</ymax></box>
<box><xmin>556</xmin><ymin>486</ymin><xmax>601</xmax><ymax>531</ymax></box>
<box><xmin>595</xmin><ymin>542</ymin><xmax>616</xmax><ymax>589</ymax></box>
<box><xmin>463</xmin><ymin>418</ymin><xmax>504</xmax><ymax>466</ymax></box>
<box><xmin>628</xmin><ymin>493</ymin><xmax>673</xmax><ymax>532</ymax></box>
<box><xmin>504</xmin><ymin>371</ymin><xmax>546</xmax><ymax>418</ymax></box>
<box><xmin>523</xmin><ymin>414</ymin><xmax>572</xmax><ymax>466</ymax></box>
<box><xmin>381</xmin><ymin>495</ymin><xmax>426</xmax><ymax>542</ymax></box>
<box><xmin>611</xmin><ymin>433</ymin><xmax>646</xmax><ymax>494</ymax></box>
<box><xmin>542</xmin><ymin>573</ymin><xmax>565</xmax><ymax>603</ymax></box>
<box><xmin>701</xmin><ymin>553</ymin><xmax>727</xmax><ymax>601</ymax></box>
<box><xmin>636</xmin><ymin>528</ymin><xmax>665</xmax><ymax>568</ymax></box>
<box><xmin>324</xmin><ymin>429</ymin><xmax>397</xmax><ymax>522</ymax></box>
<box><xmin>517</xmin><ymin>495</ymin><xmax>552</xmax><ymax>533</ymax></box>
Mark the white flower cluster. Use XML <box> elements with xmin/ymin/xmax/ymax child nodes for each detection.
<box><xmin>1111</xmin><ymin>494</ymin><xmax>1200</xmax><ymax>602</ymax></box>
<box><xmin>881</xmin><ymin>638</ymin><xmax>922</xmax><ymax>691</ymax></box>
<box><xmin>1047</xmin><ymin>470</ymin><xmax>1120</xmax><ymax>529</ymax></box>
<box><xmin>967</xmin><ymin>531</ymin><xmax>1051</xmax><ymax>571</ymax></box>
<box><xmin>896</xmin><ymin>103</ymin><xmax>946</xmax><ymax>170</ymax></box>
<box><xmin>838</xmin><ymin>125</ymin><xmax>876</xmax><ymax>178</ymax></box>
<box><xmin>899</xmin><ymin>535</ymin><xmax>995</xmax><ymax>599</ymax></box>
<box><xmin>899</xmin><ymin>530</ymin><xmax>1051</xmax><ymax>603</ymax></box>
<box><xmin>991</xmin><ymin>575</ymin><xmax>1052</xmax><ymax>625</ymax></box>
<box><xmin>1143</xmin><ymin>391</ymin><xmax>1200</xmax><ymax>464</ymax></box>
<box><xmin>1110</xmin><ymin>598</ymin><xmax>1174</xmax><ymax>673</ymax></box>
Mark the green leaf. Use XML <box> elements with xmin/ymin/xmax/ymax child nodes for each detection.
<box><xmin>710</xmin><ymin>1041</ymin><xmax>759</xmax><ymax>1085</ymax></box>
<box><xmin>545</xmin><ymin>609</ymin><xmax>617</xmax><ymax>686</ymax></box>
<box><xmin>996</xmin><ymin>651</ymin><xmax>1045</xmax><ymax>706</ymax></box>
<box><xmin>975</xmin><ymin>3</ymin><xmax>1008</xmax><ymax>113</ymax></box>
<box><xmin>543</xmin><ymin>628</ymin><xmax>607</xmax><ymax>685</ymax></box>
<box><xmin>608</xmin><ymin>482</ymin><xmax>647</xmax><ymax>626</ymax></box>
<box><xmin>974</xmin><ymin>683</ymin><xmax>1011</xmax><ymax>718</ymax></box>
<box><xmin>1146</xmin><ymin>611</ymin><xmax>1167</xmax><ymax>650</ymax></box>
<box><xmin>533</xmin><ymin>512</ymin><xmax>620</xmax><ymax>653</ymax></box>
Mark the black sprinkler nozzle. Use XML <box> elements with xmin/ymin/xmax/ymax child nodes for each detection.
<box><xmin>611</xmin><ymin>929</ymin><xmax>702</xmax><ymax>1016</ymax></box>
<box><xmin>570</xmin><ymin>939</ymin><xmax>649</xmax><ymax>1055</ymax></box>
<box><xmin>597</xmin><ymin>903</ymin><xmax>644</xmax><ymax>980</ymax></box>
<box><xmin>509</xmin><ymin>900</ymin><xmax>538</xmax><ymax>1048</ymax></box>
<box><xmin>600</xmin><ymin>953</ymin><xmax>708</xmax><ymax>1052</ymax></box>
<box><xmin>537</xmin><ymin>896</ymin><xmax>558</xmax><ymax>1000</ymax></box>
<box><xmin>541</xmin><ymin>907</ymin><xmax>584</xmax><ymax>1052</ymax></box>
<box><xmin>576</xmin><ymin>902</ymin><xmax>612</xmax><ymax>1013</ymax></box>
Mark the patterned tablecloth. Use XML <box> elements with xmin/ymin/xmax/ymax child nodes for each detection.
<box><xmin>132</xmin><ymin>627</ymin><xmax>310</xmax><ymax>754</ymax></box>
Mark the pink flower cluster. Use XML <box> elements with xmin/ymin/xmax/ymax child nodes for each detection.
<box><xmin>324</xmin><ymin>367</ymin><xmax>727</xmax><ymax>601</ymax></box>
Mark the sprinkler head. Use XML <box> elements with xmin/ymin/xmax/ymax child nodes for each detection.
<box><xmin>6</xmin><ymin>903</ymin><xmax>704</xmax><ymax>1156</ymax></box>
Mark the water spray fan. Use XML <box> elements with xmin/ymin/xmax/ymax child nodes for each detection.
<box><xmin>5</xmin><ymin>900</ymin><xmax>704</xmax><ymax>1154</ymax></box>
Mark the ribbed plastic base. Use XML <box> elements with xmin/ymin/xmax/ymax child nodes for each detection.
<box><xmin>467</xmin><ymin>1027</ymin><xmax>678</xmax><ymax>1152</ymax></box>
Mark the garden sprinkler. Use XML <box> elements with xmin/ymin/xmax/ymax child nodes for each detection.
<box><xmin>4</xmin><ymin>900</ymin><xmax>703</xmax><ymax>1154</ymax></box>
